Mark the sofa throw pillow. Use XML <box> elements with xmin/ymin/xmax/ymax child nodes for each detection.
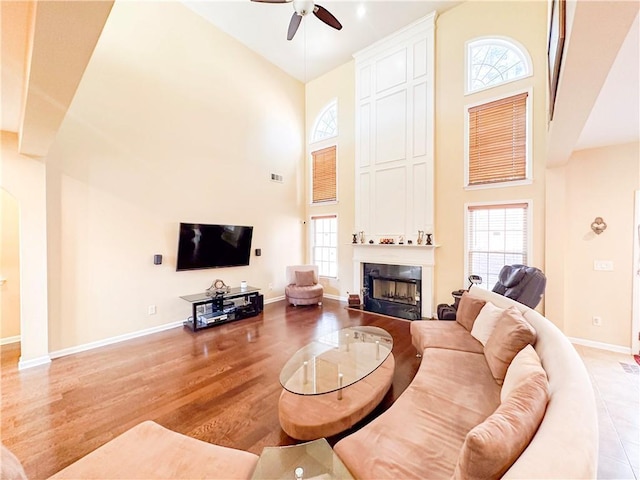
<box><xmin>501</xmin><ymin>345</ymin><xmax>546</xmax><ymax>402</ymax></box>
<box><xmin>453</xmin><ymin>370</ymin><xmax>549</xmax><ymax>480</ymax></box>
<box><xmin>470</xmin><ymin>302</ymin><xmax>504</xmax><ymax>346</ymax></box>
<box><xmin>455</xmin><ymin>293</ymin><xmax>486</xmax><ymax>332</ymax></box>
<box><xmin>295</xmin><ymin>270</ymin><xmax>315</xmax><ymax>287</ymax></box>
<box><xmin>484</xmin><ymin>307</ymin><xmax>537</xmax><ymax>385</ymax></box>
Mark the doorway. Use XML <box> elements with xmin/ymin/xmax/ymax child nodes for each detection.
<box><xmin>632</xmin><ymin>190</ymin><xmax>640</xmax><ymax>355</ymax></box>
<box><xmin>1</xmin><ymin>188</ymin><xmax>21</xmax><ymax>346</ymax></box>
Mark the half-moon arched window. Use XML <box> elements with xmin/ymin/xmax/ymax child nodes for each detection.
<box><xmin>467</xmin><ymin>38</ymin><xmax>532</xmax><ymax>94</ymax></box>
<box><xmin>311</xmin><ymin>101</ymin><xmax>337</xmax><ymax>143</ymax></box>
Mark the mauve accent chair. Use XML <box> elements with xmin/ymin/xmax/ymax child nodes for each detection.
<box><xmin>285</xmin><ymin>265</ymin><xmax>323</xmax><ymax>306</ymax></box>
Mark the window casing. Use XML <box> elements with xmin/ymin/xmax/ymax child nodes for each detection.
<box><xmin>465</xmin><ymin>202</ymin><xmax>531</xmax><ymax>290</ymax></box>
<box><xmin>465</xmin><ymin>91</ymin><xmax>531</xmax><ymax>188</ymax></box>
<box><xmin>311</xmin><ymin>146</ymin><xmax>337</xmax><ymax>204</ymax></box>
<box><xmin>311</xmin><ymin>215</ymin><xmax>338</xmax><ymax>278</ymax></box>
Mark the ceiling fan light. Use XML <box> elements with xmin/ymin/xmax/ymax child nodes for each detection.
<box><xmin>293</xmin><ymin>0</ymin><xmax>314</xmax><ymax>16</ymax></box>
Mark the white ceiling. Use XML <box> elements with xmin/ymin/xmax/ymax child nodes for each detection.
<box><xmin>180</xmin><ymin>0</ymin><xmax>460</xmax><ymax>82</ymax></box>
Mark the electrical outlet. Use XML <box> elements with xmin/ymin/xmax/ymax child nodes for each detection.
<box><xmin>268</xmin><ymin>283</ymin><xmax>273</xmax><ymax>291</ymax></box>
<box><xmin>594</xmin><ymin>260</ymin><xmax>614</xmax><ymax>271</ymax></box>
<box><xmin>592</xmin><ymin>316</ymin><xmax>602</xmax><ymax>327</ymax></box>
<box><xmin>148</xmin><ymin>305</ymin><xmax>157</xmax><ymax>315</ymax></box>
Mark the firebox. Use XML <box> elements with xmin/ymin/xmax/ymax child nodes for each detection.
<box><xmin>363</xmin><ymin>263</ymin><xmax>422</xmax><ymax>320</ymax></box>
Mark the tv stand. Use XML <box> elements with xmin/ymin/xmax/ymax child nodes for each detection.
<box><xmin>180</xmin><ymin>286</ymin><xmax>263</xmax><ymax>332</ymax></box>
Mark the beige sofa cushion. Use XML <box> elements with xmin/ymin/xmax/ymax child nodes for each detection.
<box><xmin>334</xmin><ymin>348</ymin><xmax>500</xmax><ymax>480</ymax></box>
<box><xmin>484</xmin><ymin>307</ymin><xmax>537</xmax><ymax>385</ymax></box>
<box><xmin>455</xmin><ymin>292</ymin><xmax>486</xmax><ymax>331</ymax></box>
<box><xmin>48</xmin><ymin>421</ymin><xmax>259</xmax><ymax>479</ymax></box>
<box><xmin>501</xmin><ymin>345</ymin><xmax>545</xmax><ymax>402</ymax></box>
<box><xmin>410</xmin><ymin>320</ymin><xmax>484</xmax><ymax>354</ymax></box>
<box><xmin>470</xmin><ymin>301</ymin><xmax>504</xmax><ymax>346</ymax></box>
<box><xmin>453</xmin><ymin>366</ymin><xmax>549</xmax><ymax>480</ymax></box>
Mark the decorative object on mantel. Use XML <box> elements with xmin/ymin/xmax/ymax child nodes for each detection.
<box><xmin>417</xmin><ymin>230</ymin><xmax>425</xmax><ymax>245</ymax></box>
<box><xmin>591</xmin><ymin>217</ymin><xmax>607</xmax><ymax>235</ymax></box>
<box><xmin>206</xmin><ymin>279</ymin><xmax>229</xmax><ymax>296</ymax></box>
<box><xmin>399</xmin><ymin>235</ymin><xmax>404</xmax><ymax>245</ymax></box>
<box><xmin>352</xmin><ymin>233</ymin><xmax>358</xmax><ymax>244</ymax></box>
<box><xmin>426</xmin><ymin>233</ymin><xmax>433</xmax><ymax>245</ymax></box>
<box><xmin>369</xmin><ymin>239</ymin><xmax>374</xmax><ymax>244</ymax></box>
<box><xmin>359</xmin><ymin>231</ymin><xmax>365</xmax><ymax>244</ymax></box>
<box><xmin>407</xmin><ymin>240</ymin><xmax>413</xmax><ymax>245</ymax></box>
<box><xmin>379</xmin><ymin>238</ymin><xmax>395</xmax><ymax>244</ymax></box>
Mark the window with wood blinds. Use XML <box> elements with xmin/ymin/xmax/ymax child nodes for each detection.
<box><xmin>466</xmin><ymin>202</ymin><xmax>530</xmax><ymax>289</ymax></box>
<box><xmin>467</xmin><ymin>92</ymin><xmax>528</xmax><ymax>186</ymax></box>
<box><xmin>312</xmin><ymin>146</ymin><xmax>337</xmax><ymax>203</ymax></box>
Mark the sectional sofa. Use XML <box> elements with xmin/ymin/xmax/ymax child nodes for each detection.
<box><xmin>334</xmin><ymin>286</ymin><xmax>599</xmax><ymax>479</ymax></box>
<box><xmin>3</xmin><ymin>287</ymin><xmax>597</xmax><ymax>479</ymax></box>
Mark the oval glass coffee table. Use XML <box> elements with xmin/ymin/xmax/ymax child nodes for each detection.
<box><xmin>278</xmin><ymin>326</ymin><xmax>395</xmax><ymax>440</ymax></box>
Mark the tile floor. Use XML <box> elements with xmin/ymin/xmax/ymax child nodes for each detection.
<box><xmin>575</xmin><ymin>345</ymin><xmax>640</xmax><ymax>479</ymax></box>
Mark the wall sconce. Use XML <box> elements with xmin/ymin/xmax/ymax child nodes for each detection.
<box><xmin>590</xmin><ymin>217</ymin><xmax>607</xmax><ymax>235</ymax></box>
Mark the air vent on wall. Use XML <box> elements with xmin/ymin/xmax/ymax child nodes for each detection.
<box><xmin>271</xmin><ymin>173</ymin><xmax>284</xmax><ymax>183</ymax></box>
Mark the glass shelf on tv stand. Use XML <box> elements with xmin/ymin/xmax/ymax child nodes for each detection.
<box><xmin>180</xmin><ymin>286</ymin><xmax>262</xmax><ymax>332</ymax></box>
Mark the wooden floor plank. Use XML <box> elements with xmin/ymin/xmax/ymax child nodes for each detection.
<box><xmin>0</xmin><ymin>299</ymin><xmax>419</xmax><ymax>478</ymax></box>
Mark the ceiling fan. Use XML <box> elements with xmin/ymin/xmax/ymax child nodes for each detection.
<box><xmin>251</xmin><ymin>0</ymin><xmax>343</xmax><ymax>41</ymax></box>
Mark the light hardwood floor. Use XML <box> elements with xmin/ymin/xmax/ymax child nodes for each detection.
<box><xmin>1</xmin><ymin>299</ymin><xmax>638</xmax><ymax>479</ymax></box>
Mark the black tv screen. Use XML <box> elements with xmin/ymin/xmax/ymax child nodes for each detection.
<box><xmin>176</xmin><ymin>223</ymin><xmax>253</xmax><ymax>271</ymax></box>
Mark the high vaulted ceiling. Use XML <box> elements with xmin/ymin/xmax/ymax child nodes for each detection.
<box><xmin>181</xmin><ymin>1</ymin><xmax>460</xmax><ymax>82</ymax></box>
<box><xmin>1</xmin><ymin>1</ymin><xmax>638</xmax><ymax>160</ymax></box>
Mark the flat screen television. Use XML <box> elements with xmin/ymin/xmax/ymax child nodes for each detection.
<box><xmin>176</xmin><ymin>223</ymin><xmax>253</xmax><ymax>271</ymax></box>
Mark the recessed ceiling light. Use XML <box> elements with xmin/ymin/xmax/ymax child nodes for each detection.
<box><xmin>357</xmin><ymin>4</ymin><xmax>366</xmax><ymax>19</ymax></box>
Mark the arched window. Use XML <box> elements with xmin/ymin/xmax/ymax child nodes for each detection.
<box><xmin>311</xmin><ymin>101</ymin><xmax>337</xmax><ymax>143</ymax></box>
<box><xmin>466</xmin><ymin>38</ymin><xmax>532</xmax><ymax>94</ymax></box>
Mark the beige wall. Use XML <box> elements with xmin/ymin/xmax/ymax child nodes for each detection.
<box><xmin>550</xmin><ymin>142</ymin><xmax>639</xmax><ymax>348</ymax></box>
<box><xmin>0</xmin><ymin>131</ymin><xmax>49</xmax><ymax>365</ymax></box>
<box><xmin>43</xmin><ymin>2</ymin><xmax>305</xmax><ymax>352</ymax></box>
<box><xmin>434</xmin><ymin>1</ymin><xmax>548</xmax><ymax>305</ymax></box>
<box><xmin>304</xmin><ymin>61</ymin><xmax>356</xmax><ymax>299</ymax></box>
<box><xmin>0</xmin><ymin>188</ymin><xmax>21</xmax><ymax>340</ymax></box>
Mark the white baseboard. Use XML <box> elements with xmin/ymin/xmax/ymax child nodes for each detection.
<box><xmin>568</xmin><ymin>337</ymin><xmax>632</xmax><ymax>355</ymax></box>
<box><xmin>18</xmin><ymin>355</ymin><xmax>51</xmax><ymax>370</ymax></box>
<box><xmin>1</xmin><ymin>335</ymin><xmax>21</xmax><ymax>346</ymax></box>
<box><xmin>265</xmin><ymin>295</ymin><xmax>286</xmax><ymax>305</ymax></box>
<box><xmin>323</xmin><ymin>293</ymin><xmax>347</xmax><ymax>302</ymax></box>
<box><xmin>49</xmin><ymin>320</ymin><xmax>184</xmax><ymax>360</ymax></box>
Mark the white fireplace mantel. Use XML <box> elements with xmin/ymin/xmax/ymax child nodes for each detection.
<box><xmin>352</xmin><ymin>244</ymin><xmax>438</xmax><ymax>319</ymax></box>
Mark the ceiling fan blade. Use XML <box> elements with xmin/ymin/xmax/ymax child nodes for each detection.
<box><xmin>250</xmin><ymin>0</ymin><xmax>290</xmax><ymax>3</ymax></box>
<box><xmin>313</xmin><ymin>4</ymin><xmax>342</xmax><ymax>30</ymax></box>
<box><xmin>287</xmin><ymin>12</ymin><xmax>302</xmax><ymax>40</ymax></box>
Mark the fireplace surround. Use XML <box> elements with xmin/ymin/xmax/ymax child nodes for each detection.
<box><xmin>352</xmin><ymin>244</ymin><xmax>436</xmax><ymax>319</ymax></box>
<box><xmin>363</xmin><ymin>263</ymin><xmax>422</xmax><ymax>320</ymax></box>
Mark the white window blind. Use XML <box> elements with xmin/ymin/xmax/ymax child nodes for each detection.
<box><xmin>311</xmin><ymin>215</ymin><xmax>337</xmax><ymax>278</ymax></box>
<box><xmin>467</xmin><ymin>203</ymin><xmax>529</xmax><ymax>289</ymax></box>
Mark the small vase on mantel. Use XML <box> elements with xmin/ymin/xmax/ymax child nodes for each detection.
<box><xmin>417</xmin><ymin>230</ymin><xmax>425</xmax><ymax>245</ymax></box>
<box><xmin>426</xmin><ymin>233</ymin><xmax>433</xmax><ymax>245</ymax></box>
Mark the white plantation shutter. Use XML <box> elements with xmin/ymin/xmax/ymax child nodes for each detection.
<box><xmin>467</xmin><ymin>203</ymin><xmax>529</xmax><ymax>289</ymax></box>
<box><xmin>311</xmin><ymin>215</ymin><xmax>338</xmax><ymax>278</ymax></box>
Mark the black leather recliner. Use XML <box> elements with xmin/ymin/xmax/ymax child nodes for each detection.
<box><xmin>492</xmin><ymin>264</ymin><xmax>547</xmax><ymax>309</ymax></box>
<box><xmin>436</xmin><ymin>264</ymin><xmax>546</xmax><ymax>320</ymax></box>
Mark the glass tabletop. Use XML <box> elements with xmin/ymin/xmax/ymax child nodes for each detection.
<box><xmin>250</xmin><ymin>438</ymin><xmax>354</xmax><ymax>480</ymax></box>
<box><xmin>180</xmin><ymin>286</ymin><xmax>260</xmax><ymax>303</ymax></box>
<box><xmin>280</xmin><ymin>326</ymin><xmax>393</xmax><ymax>395</ymax></box>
